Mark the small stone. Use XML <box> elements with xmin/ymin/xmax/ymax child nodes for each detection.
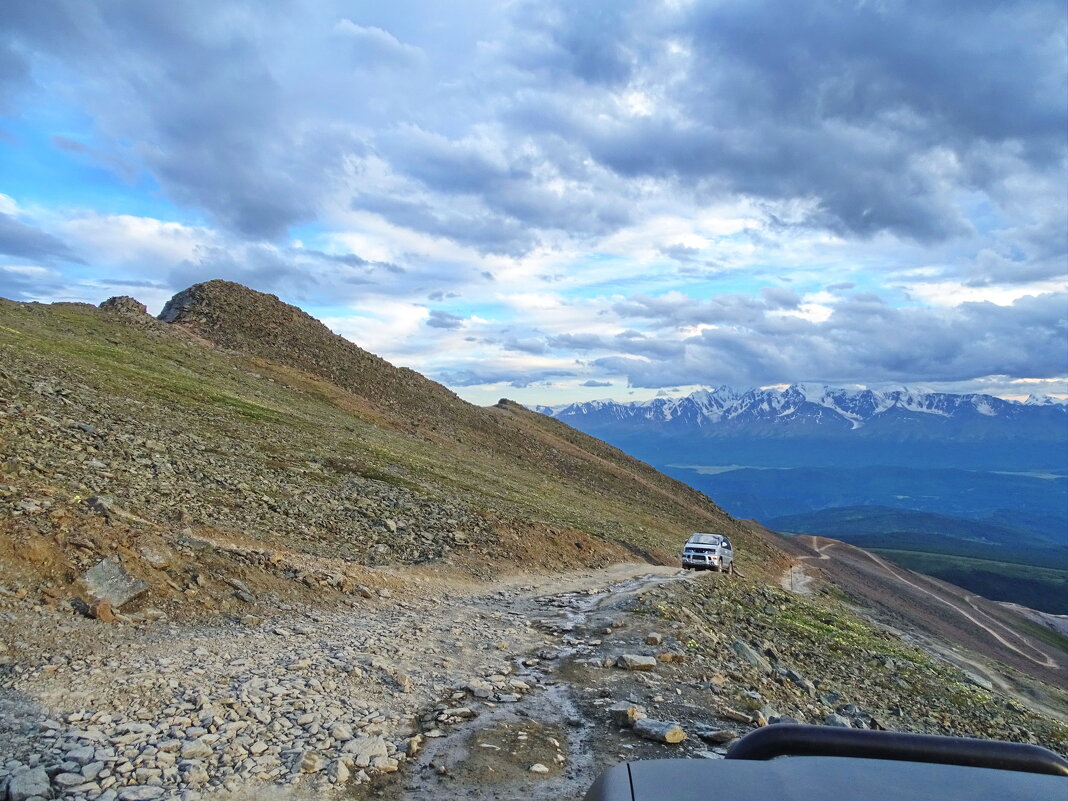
<box><xmin>644</xmin><ymin>633</ymin><xmax>663</xmax><ymax>646</ymax></box>
<box><xmin>299</xmin><ymin>751</ymin><xmax>327</xmax><ymax>774</ymax></box>
<box><xmin>330</xmin><ymin>724</ymin><xmax>353</xmax><ymax>742</ymax></box>
<box><xmin>369</xmin><ymin>756</ymin><xmax>398</xmax><ymax>773</ymax></box>
<box><xmin>54</xmin><ymin>772</ymin><xmax>87</xmax><ymax>789</ymax></box>
<box><xmin>825</xmin><ymin>714</ymin><xmax>852</xmax><ymax>728</ymax></box>
<box><xmin>467</xmin><ymin>679</ymin><xmax>493</xmax><ymax>699</ymax></box>
<box><xmin>719</xmin><ymin>708</ymin><xmax>754</xmax><ymax>725</ymax></box>
<box><xmin>118</xmin><ymin>787</ymin><xmax>164</xmax><ymax>801</ymax></box>
<box><xmin>88</xmin><ymin>598</ymin><xmax>117</xmax><ymax>623</ymax></box>
<box><xmin>406</xmin><ymin>735</ymin><xmax>423</xmax><ymax>757</ymax></box>
<box><xmin>731</xmin><ymin>639</ymin><xmax>773</xmax><ymax>673</ymax></box>
<box><xmin>698</xmin><ymin>728</ymin><xmax>736</xmax><ymax>744</ymax></box>
<box><xmin>180</xmin><ymin>740</ymin><xmax>212</xmax><ymax>760</ymax></box>
<box><xmin>67</xmin><ymin>747</ymin><xmax>96</xmax><ymax>765</ymax></box>
<box><xmin>331</xmin><ymin>759</ymin><xmax>350</xmax><ymax>785</ymax></box>
<box><xmin>180</xmin><ymin>763</ymin><xmax>209</xmax><ymax>785</ymax></box>
<box><xmin>529</xmin><ymin>763</ymin><xmax>550</xmax><ymax>774</ymax></box>
<box><xmin>615</xmin><ymin>654</ymin><xmax>657</xmax><ymax>671</ymax></box>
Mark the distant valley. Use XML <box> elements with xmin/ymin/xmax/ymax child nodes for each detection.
<box><xmin>538</xmin><ymin>387</ymin><xmax>1068</xmax><ymax>612</ymax></box>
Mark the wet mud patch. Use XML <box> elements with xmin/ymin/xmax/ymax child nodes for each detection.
<box><xmin>454</xmin><ymin>719</ymin><xmax>569</xmax><ymax>783</ymax></box>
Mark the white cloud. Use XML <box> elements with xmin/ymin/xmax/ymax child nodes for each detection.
<box><xmin>907</xmin><ymin>279</ymin><xmax>1068</xmax><ymax>308</ymax></box>
<box><xmin>59</xmin><ymin>214</ymin><xmax>215</xmax><ymax>268</ymax></box>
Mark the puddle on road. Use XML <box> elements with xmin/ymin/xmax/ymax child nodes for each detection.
<box><xmin>349</xmin><ymin>685</ymin><xmax>602</xmax><ymax>801</ymax></box>
<box><xmin>346</xmin><ymin>572</ymin><xmax>690</xmax><ymax>801</ymax></box>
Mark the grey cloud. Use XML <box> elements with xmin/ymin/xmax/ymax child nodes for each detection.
<box><xmin>0</xmin><ymin>266</ymin><xmax>62</xmax><ymax>301</ymax></box>
<box><xmin>760</xmin><ymin>286</ymin><xmax>800</xmax><ymax>309</ymax></box>
<box><xmin>427</xmin><ymin>290</ymin><xmax>460</xmax><ymax>301</ymax></box>
<box><xmin>826</xmin><ymin>282</ymin><xmax>855</xmax><ymax>292</ymax></box>
<box><xmin>375</xmin><ymin>126</ymin><xmax>634</xmax><ymax>250</ymax></box>
<box><xmin>426</xmin><ymin>309</ymin><xmax>464</xmax><ymax>329</ymax></box>
<box><xmin>508</xmin><ymin>0</ymin><xmax>1064</xmax><ymax>244</ymax></box>
<box><xmin>166</xmin><ymin>241</ymin><xmax>403</xmax><ymax>304</ymax></box>
<box><xmin>6</xmin><ymin>1</ymin><xmax>361</xmax><ymax>240</ymax></box>
<box><xmin>0</xmin><ymin>213</ymin><xmax>83</xmax><ymax>264</ymax></box>
<box><xmin>3</xmin><ymin>0</ymin><xmax>1063</xmax><ymax>267</ymax></box>
<box><xmin>502</xmin><ymin>337</ymin><xmax>548</xmax><ymax>355</ymax></box>
<box><xmin>506</xmin><ymin>2</ymin><xmax>643</xmax><ymax>87</ymax></box>
<box><xmin>581</xmin><ymin>379</ymin><xmax>611</xmax><ymax>387</ymax></box>
<box><xmin>355</xmin><ymin>193</ymin><xmax>538</xmax><ymax>257</ymax></box>
<box><xmin>435</xmin><ymin>366</ymin><xmax>576</xmax><ymax>388</ymax></box>
<box><xmin>594</xmin><ymin>291</ymin><xmax>1068</xmax><ymax>389</ymax></box>
<box><xmin>51</xmin><ymin>135</ymin><xmax>88</xmax><ymax>154</ymax></box>
<box><xmin>658</xmin><ymin>244</ymin><xmax>701</xmax><ymax>263</ymax></box>
<box><xmin>297</xmin><ymin>247</ymin><xmax>404</xmax><ymax>274</ymax></box>
<box><xmin>546</xmin><ymin>332</ymin><xmax>607</xmax><ymax>351</ymax></box>
<box><xmin>614</xmin><ymin>292</ymin><xmax>776</xmax><ymax>328</ymax></box>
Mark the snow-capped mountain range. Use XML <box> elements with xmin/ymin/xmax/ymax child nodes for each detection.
<box><xmin>534</xmin><ymin>386</ymin><xmax>1068</xmax><ymax>442</ymax></box>
<box><xmin>535</xmin><ymin>385</ymin><xmax>1067</xmax><ymax>472</ymax></box>
<box><xmin>536</xmin><ymin>385</ymin><xmax>1067</xmax><ymax>431</ymax></box>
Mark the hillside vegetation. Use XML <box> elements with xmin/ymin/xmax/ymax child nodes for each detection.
<box><xmin>0</xmin><ymin>283</ymin><xmax>774</xmax><ymax>613</ymax></box>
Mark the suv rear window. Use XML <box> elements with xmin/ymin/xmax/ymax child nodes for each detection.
<box><xmin>687</xmin><ymin>533</ymin><xmax>722</xmax><ymax>545</ymax></box>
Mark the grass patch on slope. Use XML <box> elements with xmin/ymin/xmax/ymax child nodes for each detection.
<box><xmin>1</xmin><ymin>300</ymin><xmax>738</xmax><ymax>562</ymax></box>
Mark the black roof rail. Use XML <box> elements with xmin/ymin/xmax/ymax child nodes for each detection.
<box><xmin>725</xmin><ymin>724</ymin><xmax>1068</xmax><ymax>777</ymax></box>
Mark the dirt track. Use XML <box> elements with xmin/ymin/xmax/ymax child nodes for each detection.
<box><xmin>781</xmin><ymin>535</ymin><xmax>1067</xmax><ymax>693</ymax></box>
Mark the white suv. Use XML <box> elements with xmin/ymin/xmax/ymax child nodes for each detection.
<box><xmin>681</xmin><ymin>532</ymin><xmax>734</xmax><ymax>572</ymax></box>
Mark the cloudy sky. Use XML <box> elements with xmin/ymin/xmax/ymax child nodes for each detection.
<box><xmin>2</xmin><ymin>0</ymin><xmax>1065</xmax><ymax>405</ymax></box>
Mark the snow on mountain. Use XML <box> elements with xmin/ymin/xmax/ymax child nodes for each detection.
<box><xmin>537</xmin><ymin>385</ymin><xmax>1066</xmax><ymax>430</ymax></box>
<box><xmin>1024</xmin><ymin>394</ymin><xmax>1068</xmax><ymax>407</ymax></box>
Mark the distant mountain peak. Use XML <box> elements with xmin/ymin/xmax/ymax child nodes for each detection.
<box><xmin>539</xmin><ymin>383</ymin><xmax>1066</xmax><ymax>435</ymax></box>
<box><xmin>1024</xmin><ymin>393</ymin><xmax>1068</xmax><ymax>406</ymax></box>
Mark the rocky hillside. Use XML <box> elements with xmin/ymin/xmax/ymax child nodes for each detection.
<box><xmin>0</xmin><ymin>282</ymin><xmax>775</xmax><ymax>615</ymax></box>
<box><xmin>1</xmin><ymin>283</ymin><xmax>1066</xmax><ymax>801</ymax></box>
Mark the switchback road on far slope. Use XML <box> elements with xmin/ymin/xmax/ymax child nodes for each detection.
<box><xmin>782</xmin><ymin>535</ymin><xmax>1066</xmax><ymax>692</ymax></box>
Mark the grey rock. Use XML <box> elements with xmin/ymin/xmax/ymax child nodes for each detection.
<box><xmin>80</xmin><ymin>763</ymin><xmax>105</xmax><ymax>781</ymax></box>
<box><xmin>99</xmin><ymin>297</ymin><xmax>148</xmax><ymax>316</ymax></box>
<box><xmin>329</xmin><ymin>724</ymin><xmax>352</xmax><ymax>742</ymax></box>
<box><xmin>615</xmin><ymin>654</ymin><xmax>657</xmax><ymax>671</ymax></box>
<box><xmin>179</xmin><ymin>763</ymin><xmax>209</xmax><ymax>785</ymax></box>
<box><xmin>781</xmin><ymin>668</ymin><xmax>816</xmax><ymax>696</ymax></box>
<box><xmin>80</xmin><ymin>558</ymin><xmax>148</xmax><ymax>608</ymax></box>
<box><xmin>825</xmin><ymin>714</ymin><xmax>853</xmax><ymax>728</ymax></box>
<box><xmin>7</xmin><ymin>768</ymin><xmax>52</xmax><ymax>801</ymax></box>
<box><xmin>180</xmin><ymin>740</ymin><xmax>212</xmax><ymax>760</ymax></box>
<box><xmin>730</xmin><ymin>640</ymin><xmax>773</xmax><ymax>674</ymax></box>
<box><xmin>51</xmin><ymin>773</ymin><xmax>85</xmax><ymax>790</ymax></box>
<box><xmin>117</xmin><ymin>788</ymin><xmax>164</xmax><ymax>801</ymax></box>
<box><xmin>65</xmin><ymin>748</ymin><xmax>95</xmax><ymax>766</ymax></box>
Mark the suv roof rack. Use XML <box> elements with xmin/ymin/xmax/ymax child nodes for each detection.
<box><xmin>725</xmin><ymin>723</ymin><xmax>1068</xmax><ymax>776</ymax></box>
